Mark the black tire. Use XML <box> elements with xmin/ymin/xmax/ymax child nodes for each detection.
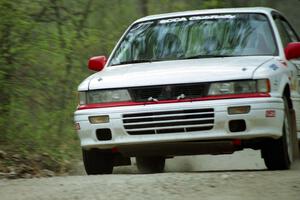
<box><xmin>82</xmin><ymin>149</ymin><xmax>113</xmax><ymax>175</ymax></box>
<box><xmin>261</xmin><ymin>97</ymin><xmax>295</xmax><ymax>170</ymax></box>
<box><xmin>136</xmin><ymin>156</ymin><xmax>165</xmax><ymax>173</ymax></box>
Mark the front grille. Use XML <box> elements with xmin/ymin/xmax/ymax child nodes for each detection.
<box><xmin>129</xmin><ymin>83</ymin><xmax>209</xmax><ymax>102</ymax></box>
<box><xmin>122</xmin><ymin>108</ymin><xmax>214</xmax><ymax>135</ymax></box>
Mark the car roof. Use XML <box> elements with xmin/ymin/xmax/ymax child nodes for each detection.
<box><xmin>134</xmin><ymin>7</ymin><xmax>279</xmax><ymax>23</ymax></box>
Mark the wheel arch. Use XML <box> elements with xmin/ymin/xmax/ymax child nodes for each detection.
<box><xmin>283</xmin><ymin>84</ymin><xmax>293</xmax><ymax>109</ymax></box>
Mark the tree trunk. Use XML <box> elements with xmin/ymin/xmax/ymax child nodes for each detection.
<box><xmin>138</xmin><ymin>0</ymin><xmax>148</xmax><ymax>16</ymax></box>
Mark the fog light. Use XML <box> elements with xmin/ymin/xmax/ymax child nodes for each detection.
<box><xmin>229</xmin><ymin>120</ymin><xmax>246</xmax><ymax>132</ymax></box>
<box><xmin>89</xmin><ymin>115</ymin><xmax>109</xmax><ymax>124</ymax></box>
<box><xmin>96</xmin><ymin>129</ymin><xmax>112</xmax><ymax>141</ymax></box>
<box><xmin>228</xmin><ymin>106</ymin><xmax>250</xmax><ymax>115</ymax></box>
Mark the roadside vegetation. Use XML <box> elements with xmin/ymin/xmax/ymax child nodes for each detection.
<box><xmin>0</xmin><ymin>0</ymin><xmax>299</xmax><ymax>178</ymax></box>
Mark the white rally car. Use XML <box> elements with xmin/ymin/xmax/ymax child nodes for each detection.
<box><xmin>74</xmin><ymin>7</ymin><xmax>300</xmax><ymax>174</ymax></box>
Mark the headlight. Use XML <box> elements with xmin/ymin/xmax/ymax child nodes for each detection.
<box><xmin>208</xmin><ymin>79</ymin><xmax>269</xmax><ymax>95</ymax></box>
<box><xmin>87</xmin><ymin>89</ymin><xmax>131</xmax><ymax>103</ymax></box>
<box><xmin>257</xmin><ymin>79</ymin><xmax>271</xmax><ymax>93</ymax></box>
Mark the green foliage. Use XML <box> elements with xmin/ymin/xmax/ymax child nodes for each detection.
<box><xmin>202</xmin><ymin>0</ymin><xmax>224</xmax><ymax>8</ymax></box>
<box><xmin>0</xmin><ymin>0</ymin><xmax>299</xmax><ymax>173</ymax></box>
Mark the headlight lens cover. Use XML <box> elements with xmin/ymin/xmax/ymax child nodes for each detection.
<box><xmin>257</xmin><ymin>79</ymin><xmax>270</xmax><ymax>93</ymax></box>
<box><xmin>208</xmin><ymin>79</ymin><xmax>269</xmax><ymax>95</ymax></box>
<box><xmin>87</xmin><ymin>89</ymin><xmax>131</xmax><ymax>104</ymax></box>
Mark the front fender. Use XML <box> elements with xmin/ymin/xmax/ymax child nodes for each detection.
<box><xmin>253</xmin><ymin>58</ymin><xmax>291</xmax><ymax>97</ymax></box>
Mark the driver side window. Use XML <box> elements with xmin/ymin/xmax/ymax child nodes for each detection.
<box><xmin>281</xmin><ymin>20</ymin><xmax>299</xmax><ymax>42</ymax></box>
<box><xmin>274</xmin><ymin>15</ymin><xmax>299</xmax><ymax>47</ymax></box>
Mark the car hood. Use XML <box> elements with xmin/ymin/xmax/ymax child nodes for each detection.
<box><xmin>80</xmin><ymin>56</ymin><xmax>273</xmax><ymax>90</ymax></box>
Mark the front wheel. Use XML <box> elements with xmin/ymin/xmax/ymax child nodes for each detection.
<box><xmin>82</xmin><ymin>149</ymin><xmax>113</xmax><ymax>175</ymax></box>
<box><xmin>136</xmin><ymin>156</ymin><xmax>165</xmax><ymax>173</ymax></box>
<box><xmin>261</xmin><ymin>97</ymin><xmax>297</xmax><ymax>170</ymax></box>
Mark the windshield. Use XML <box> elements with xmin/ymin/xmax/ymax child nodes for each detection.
<box><xmin>110</xmin><ymin>13</ymin><xmax>277</xmax><ymax>66</ymax></box>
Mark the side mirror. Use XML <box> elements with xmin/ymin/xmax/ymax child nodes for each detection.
<box><xmin>285</xmin><ymin>42</ymin><xmax>300</xmax><ymax>60</ymax></box>
<box><xmin>88</xmin><ymin>56</ymin><xmax>107</xmax><ymax>71</ymax></box>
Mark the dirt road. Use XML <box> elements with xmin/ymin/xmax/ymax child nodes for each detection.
<box><xmin>1</xmin><ymin>150</ymin><xmax>300</xmax><ymax>200</ymax></box>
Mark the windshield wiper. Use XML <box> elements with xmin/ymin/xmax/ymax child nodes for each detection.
<box><xmin>111</xmin><ymin>59</ymin><xmax>154</xmax><ymax>66</ymax></box>
<box><xmin>183</xmin><ymin>54</ymin><xmax>235</xmax><ymax>60</ymax></box>
<box><xmin>111</xmin><ymin>55</ymin><xmax>235</xmax><ymax>65</ymax></box>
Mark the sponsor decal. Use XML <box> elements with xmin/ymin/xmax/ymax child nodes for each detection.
<box><xmin>159</xmin><ymin>15</ymin><xmax>237</xmax><ymax>24</ymax></box>
<box><xmin>269</xmin><ymin>64</ymin><xmax>279</xmax><ymax>71</ymax></box>
<box><xmin>189</xmin><ymin>15</ymin><xmax>236</xmax><ymax>21</ymax></box>
<box><xmin>266</xmin><ymin>110</ymin><xmax>276</xmax><ymax>117</ymax></box>
<box><xmin>276</xmin><ymin>59</ymin><xmax>288</xmax><ymax>67</ymax></box>
<box><xmin>159</xmin><ymin>17</ymin><xmax>187</xmax><ymax>24</ymax></box>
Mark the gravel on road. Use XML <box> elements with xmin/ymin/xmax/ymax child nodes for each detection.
<box><xmin>1</xmin><ymin>150</ymin><xmax>299</xmax><ymax>200</ymax></box>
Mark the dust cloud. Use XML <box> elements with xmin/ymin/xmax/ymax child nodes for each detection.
<box><xmin>111</xmin><ymin>149</ymin><xmax>266</xmax><ymax>174</ymax></box>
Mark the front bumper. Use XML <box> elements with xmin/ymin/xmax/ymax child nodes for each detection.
<box><xmin>74</xmin><ymin>97</ymin><xmax>284</xmax><ymax>150</ymax></box>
